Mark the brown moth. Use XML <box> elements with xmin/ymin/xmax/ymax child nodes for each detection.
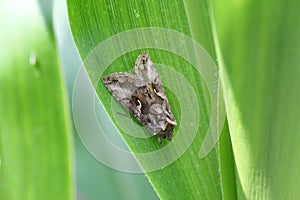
<box><xmin>102</xmin><ymin>52</ymin><xmax>176</xmax><ymax>144</ymax></box>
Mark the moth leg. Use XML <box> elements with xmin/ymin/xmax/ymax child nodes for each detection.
<box><xmin>116</xmin><ymin>112</ymin><xmax>132</xmax><ymax>119</ymax></box>
<box><xmin>158</xmin><ymin>137</ymin><xmax>162</xmax><ymax>147</ymax></box>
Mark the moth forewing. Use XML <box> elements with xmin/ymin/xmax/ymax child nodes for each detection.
<box><xmin>102</xmin><ymin>52</ymin><xmax>176</xmax><ymax>144</ymax></box>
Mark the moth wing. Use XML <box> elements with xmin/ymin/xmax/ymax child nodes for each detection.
<box><xmin>135</xmin><ymin>52</ymin><xmax>176</xmax><ymax>134</ymax></box>
<box><xmin>135</xmin><ymin>52</ymin><xmax>168</xmax><ymax>98</ymax></box>
<box><xmin>102</xmin><ymin>72</ymin><xmax>141</xmax><ymax>109</ymax></box>
<box><xmin>135</xmin><ymin>52</ymin><xmax>162</xmax><ymax>85</ymax></box>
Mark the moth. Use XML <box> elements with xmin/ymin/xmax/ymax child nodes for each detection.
<box><xmin>102</xmin><ymin>52</ymin><xmax>176</xmax><ymax>144</ymax></box>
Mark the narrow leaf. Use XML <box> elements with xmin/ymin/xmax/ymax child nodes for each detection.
<box><xmin>0</xmin><ymin>0</ymin><xmax>74</xmax><ymax>199</ymax></box>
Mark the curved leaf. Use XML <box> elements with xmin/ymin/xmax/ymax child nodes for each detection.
<box><xmin>214</xmin><ymin>0</ymin><xmax>300</xmax><ymax>198</ymax></box>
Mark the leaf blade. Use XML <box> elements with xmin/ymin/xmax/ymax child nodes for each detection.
<box><xmin>214</xmin><ymin>0</ymin><xmax>300</xmax><ymax>198</ymax></box>
<box><xmin>67</xmin><ymin>0</ymin><xmax>229</xmax><ymax>199</ymax></box>
<box><xmin>0</xmin><ymin>1</ymin><xmax>74</xmax><ymax>199</ymax></box>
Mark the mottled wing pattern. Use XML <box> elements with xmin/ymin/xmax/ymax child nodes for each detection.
<box><xmin>102</xmin><ymin>72</ymin><xmax>139</xmax><ymax>110</ymax></box>
<box><xmin>135</xmin><ymin>52</ymin><xmax>160</xmax><ymax>84</ymax></box>
<box><xmin>102</xmin><ymin>52</ymin><xmax>177</xmax><ymax>143</ymax></box>
<box><xmin>135</xmin><ymin>52</ymin><xmax>166</xmax><ymax>99</ymax></box>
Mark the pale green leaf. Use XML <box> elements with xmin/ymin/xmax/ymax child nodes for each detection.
<box><xmin>214</xmin><ymin>0</ymin><xmax>300</xmax><ymax>198</ymax></box>
<box><xmin>0</xmin><ymin>0</ymin><xmax>74</xmax><ymax>199</ymax></box>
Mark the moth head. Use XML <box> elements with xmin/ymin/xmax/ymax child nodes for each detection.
<box><xmin>160</xmin><ymin>132</ymin><xmax>173</xmax><ymax>142</ymax></box>
<box><xmin>159</xmin><ymin>118</ymin><xmax>176</xmax><ymax>141</ymax></box>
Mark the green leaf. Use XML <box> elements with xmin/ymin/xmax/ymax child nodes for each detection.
<box><xmin>0</xmin><ymin>0</ymin><xmax>74</xmax><ymax>199</ymax></box>
<box><xmin>67</xmin><ymin>0</ymin><xmax>232</xmax><ymax>199</ymax></box>
<box><xmin>214</xmin><ymin>0</ymin><xmax>300</xmax><ymax>198</ymax></box>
